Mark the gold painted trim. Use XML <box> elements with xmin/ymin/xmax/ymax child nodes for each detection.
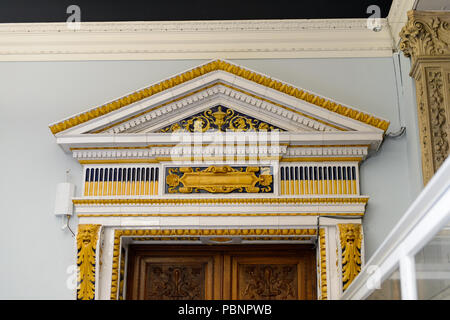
<box><xmin>92</xmin><ymin>83</ymin><xmax>222</xmax><ymax>133</ymax></box>
<box><xmin>73</xmin><ymin>197</ymin><xmax>369</xmax><ymax>206</ymax></box>
<box><xmin>78</xmin><ymin>156</ymin><xmax>362</xmax><ymax>164</ymax></box>
<box><xmin>78</xmin><ymin>156</ymin><xmax>281</xmax><ymax>164</ymax></box>
<box><xmin>110</xmin><ymin>227</ymin><xmax>317</xmax><ymax>300</ymax></box>
<box><xmin>79</xmin><ymin>159</ymin><xmax>160</xmax><ymax>164</ymax></box>
<box><xmin>218</xmin><ymin>82</ymin><xmax>346</xmax><ymax>132</ymax></box>
<box><xmin>78</xmin><ymin>212</ymin><xmax>364</xmax><ymax>218</ymax></box>
<box><xmin>130</xmin><ymin>236</ymin><xmax>314</xmax><ymax>241</ymax></box>
<box><xmin>71</xmin><ymin>143</ymin><xmax>363</xmax><ymax>151</ymax></box>
<box><xmin>288</xmin><ymin>144</ymin><xmax>370</xmax><ymax>148</ymax></box>
<box><xmin>76</xmin><ymin>224</ymin><xmax>101</xmax><ymax>300</ymax></box>
<box><xmin>50</xmin><ymin>60</ymin><xmax>389</xmax><ymax>135</ymax></box>
<box><xmin>280</xmin><ymin>157</ymin><xmax>362</xmax><ymax>162</ymax></box>
<box><xmin>71</xmin><ymin>144</ymin><xmax>178</xmax><ymax>151</ymax></box>
<box><xmin>319</xmin><ymin>228</ymin><xmax>327</xmax><ymax>300</ymax></box>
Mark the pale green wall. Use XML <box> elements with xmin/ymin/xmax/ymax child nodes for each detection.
<box><xmin>0</xmin><ymin>57</ymin><xmax>422</xmax><ymax>299</ymax></box>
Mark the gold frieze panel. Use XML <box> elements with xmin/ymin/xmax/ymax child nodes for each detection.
<box><xmin>159</xmin><ymin>106</ymin><xmax>284</xmax><ymax>133</ymax></box>
<box><xmin>165</xmin><ymin>165</ymin><xmax>273</xmax><ymax>193</ymax></box>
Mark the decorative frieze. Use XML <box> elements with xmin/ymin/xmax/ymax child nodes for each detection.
<box><xmin>72</xmin><ymin>197</ymin><xmax>369</xmax><ymax>206</ymax></box>
<box><xmin>165</xmin><ymin>165</ymin><xmax>273</xmax><ymax>194</ymax></box>
<box><xmin>400</xmin><ymin>10</ymin><xmax>450</xmax><ymax>184</ymax></box>
<box><xmin>159</xmin><ymin>105</ymin><xmax>284</xmax><ymax>133</ymax></box>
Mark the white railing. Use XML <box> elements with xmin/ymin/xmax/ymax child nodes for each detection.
<box><xmin>341</xmin><ymin>157</ymin><xmax>450</xmax><ymax>300</ymax></box>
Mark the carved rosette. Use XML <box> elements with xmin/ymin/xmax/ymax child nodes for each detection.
<box><xmin>76</xmin><ymin>224</ymin><xmax>101</xmax><ymax>300</ymax></box>
<box><xmin>399</xmin><ymin>10</ymin><xmax>450</xmax><ymax>184</ymax></box>
<box><xmin>338</xmin><ymin>224</ymin><xmax>362</xmax><ymax>291</ymax></box>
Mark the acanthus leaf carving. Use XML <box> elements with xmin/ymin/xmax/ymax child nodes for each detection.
<box><xmin>400</xmin><ymin>11</ymin><xmax>450</xmax><ymax>61</ymax></box>
<box><xmin>427</xmin><ymin>70</ymin><xmax>449</xmax><ymax>169</ymax></box>
<box><xmin>400</xmin><ymin>10</ymin><xmax>450</xmax><ymax>184</ymax></box>
<box><xmin>240</xmin><ymin>264</ymin><xmax>297</xmax><ymax>300</ymax></box>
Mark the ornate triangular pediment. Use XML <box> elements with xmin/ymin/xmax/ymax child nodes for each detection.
<box><xmin>49</xmin><ymin>59</ymin><xmax>389</xmax><ymax>138</ymax></box>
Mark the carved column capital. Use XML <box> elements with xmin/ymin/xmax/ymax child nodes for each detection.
<box><xmin>400</xmin><ymin>10</ymin><xmax>450</xmax><ymax>63</ymax></box>
<box><xmin>399</xmin><ymin>10</ymin><xmax>450</xmax><ymax>185</ymax></box>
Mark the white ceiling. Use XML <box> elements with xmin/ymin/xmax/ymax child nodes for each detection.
<box><xmin>416</xmin><ymin>0</ymin><xmax>450</xmax><ymax>11</ymax></box>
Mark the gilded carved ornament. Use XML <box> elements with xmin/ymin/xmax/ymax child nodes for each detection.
<box><xmin>160</xmin><ymin>106</ymin><xmax>283</xmax><ymax>133</ymax></box>
<box><xmin>319</xmin><ymin>228</ymin><xmax>327</xmax><ymax>300</ymax></box>
<box><xmin>76</xmin><ymin>224</ymin><xmax>101</xmax><ymax>300</ymax></box>
<box><xmin>338</xmin><ymin>224</ymin><xmax>362</xmax><ymax>291</ymax></box>
<box><xmin>165</xmin><ymin>165</ymin><xmax>273</xmax><ymax>194</ymax></box>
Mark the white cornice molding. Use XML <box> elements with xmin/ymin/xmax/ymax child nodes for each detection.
<box><xmin>0</xmin><ymin>19</ymin><xmax>394</xmax><ymax>61</ymax></box>
<box><xmin>72</xmin><ymin>197</ymin><xmax>368</xmax><ymax>215</ymax></box>
<box><xmin>71</xmin><ymin>144</ymin><xmax>368</xmax><ymax>162</ymax></box>
<box><xmin>56</xmin><ymin>131</ymin><xmax>383</xmax><ymax>153</ymax></box>
<box><xmin>387</xmin><ymin>0</ymin><xmax>416</xmax><ymax>48</ymax></box>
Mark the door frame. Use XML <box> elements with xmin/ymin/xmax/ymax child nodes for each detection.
<box><xmin>125</xmin><ymin>244</ymin><xmax>317</xmax><ymax>300</ymax></box>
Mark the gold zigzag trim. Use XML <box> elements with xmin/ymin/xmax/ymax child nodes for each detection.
<box><xmin>73</xmin><ymin>197</ymin><xmax>369</xmax><ymax>206</ymax></box>
<box><xmin>49</xmin><ymin>60</ymin><xmax>390</xmax><ymax>134</ymax></box>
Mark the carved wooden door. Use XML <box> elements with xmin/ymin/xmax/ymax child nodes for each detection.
<box><xmin>126</xmin><ymin>245</ymin><xmax>316</xmax><ymax>300</ymax></box>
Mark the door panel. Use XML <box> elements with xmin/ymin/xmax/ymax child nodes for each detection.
<box><xmin>232</xmin><ymin>258</ymin><xmax>301</xmax><ymax>300</ymax></box>
<box><xmin>127</xmin><ymin>249</ymin><xmax>222</xmax><ymax>300</ymax></box>
<box><xmin>126</xmin><ymin>245</ymin><xmax>316</xmax><ymax>300</ymax></box>
<box><xmin>141</xmin><ymin>257</ymin><xmax>213</xmax><ymax>300</ymax></box>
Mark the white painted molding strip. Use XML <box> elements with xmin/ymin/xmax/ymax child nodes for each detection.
<box><xmin>388</xmin><ymin>0</ymin><xmax>416</xmax><ymax>47</ymax></box>
<box><xmin>0</xmin><ymin>19</ymin><xmax>394</xmax><ymax>61</ymax></box>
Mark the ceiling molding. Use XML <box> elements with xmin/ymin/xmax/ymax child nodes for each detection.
<box><xmin>0</xmin><ymin>19</ymin><xmax>394</xmax><ymax>61</ymax></box>
<box><xmin>387</xmin><ymin>0</ymin><xmax>416</xmax><ymax>47</ymax></box>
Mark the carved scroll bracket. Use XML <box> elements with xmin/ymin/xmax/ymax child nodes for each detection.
<box><xmin>338</xmin><ymin>224</ymin><xmax>362</xmax><ymax>291</ymax></box>
<box><xmin>77</xmin><ymin>224</ymin><xmax>102</xmax><ymax>300</ymax></box>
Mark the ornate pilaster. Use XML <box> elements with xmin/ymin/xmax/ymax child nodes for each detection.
<box><xmin>338</xmin><ymin>224</ymin><xmax>362</xmax><ymax>291</ymax></box>
<box><xmin>400</xmin><ymin>10</ymin><xmax>450</xmax><ymax>184</ymax></box>
<box><xmin>76</xmin><ymin>224</ymin><xmax>101</xmax><ymax>300</ymax></box>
